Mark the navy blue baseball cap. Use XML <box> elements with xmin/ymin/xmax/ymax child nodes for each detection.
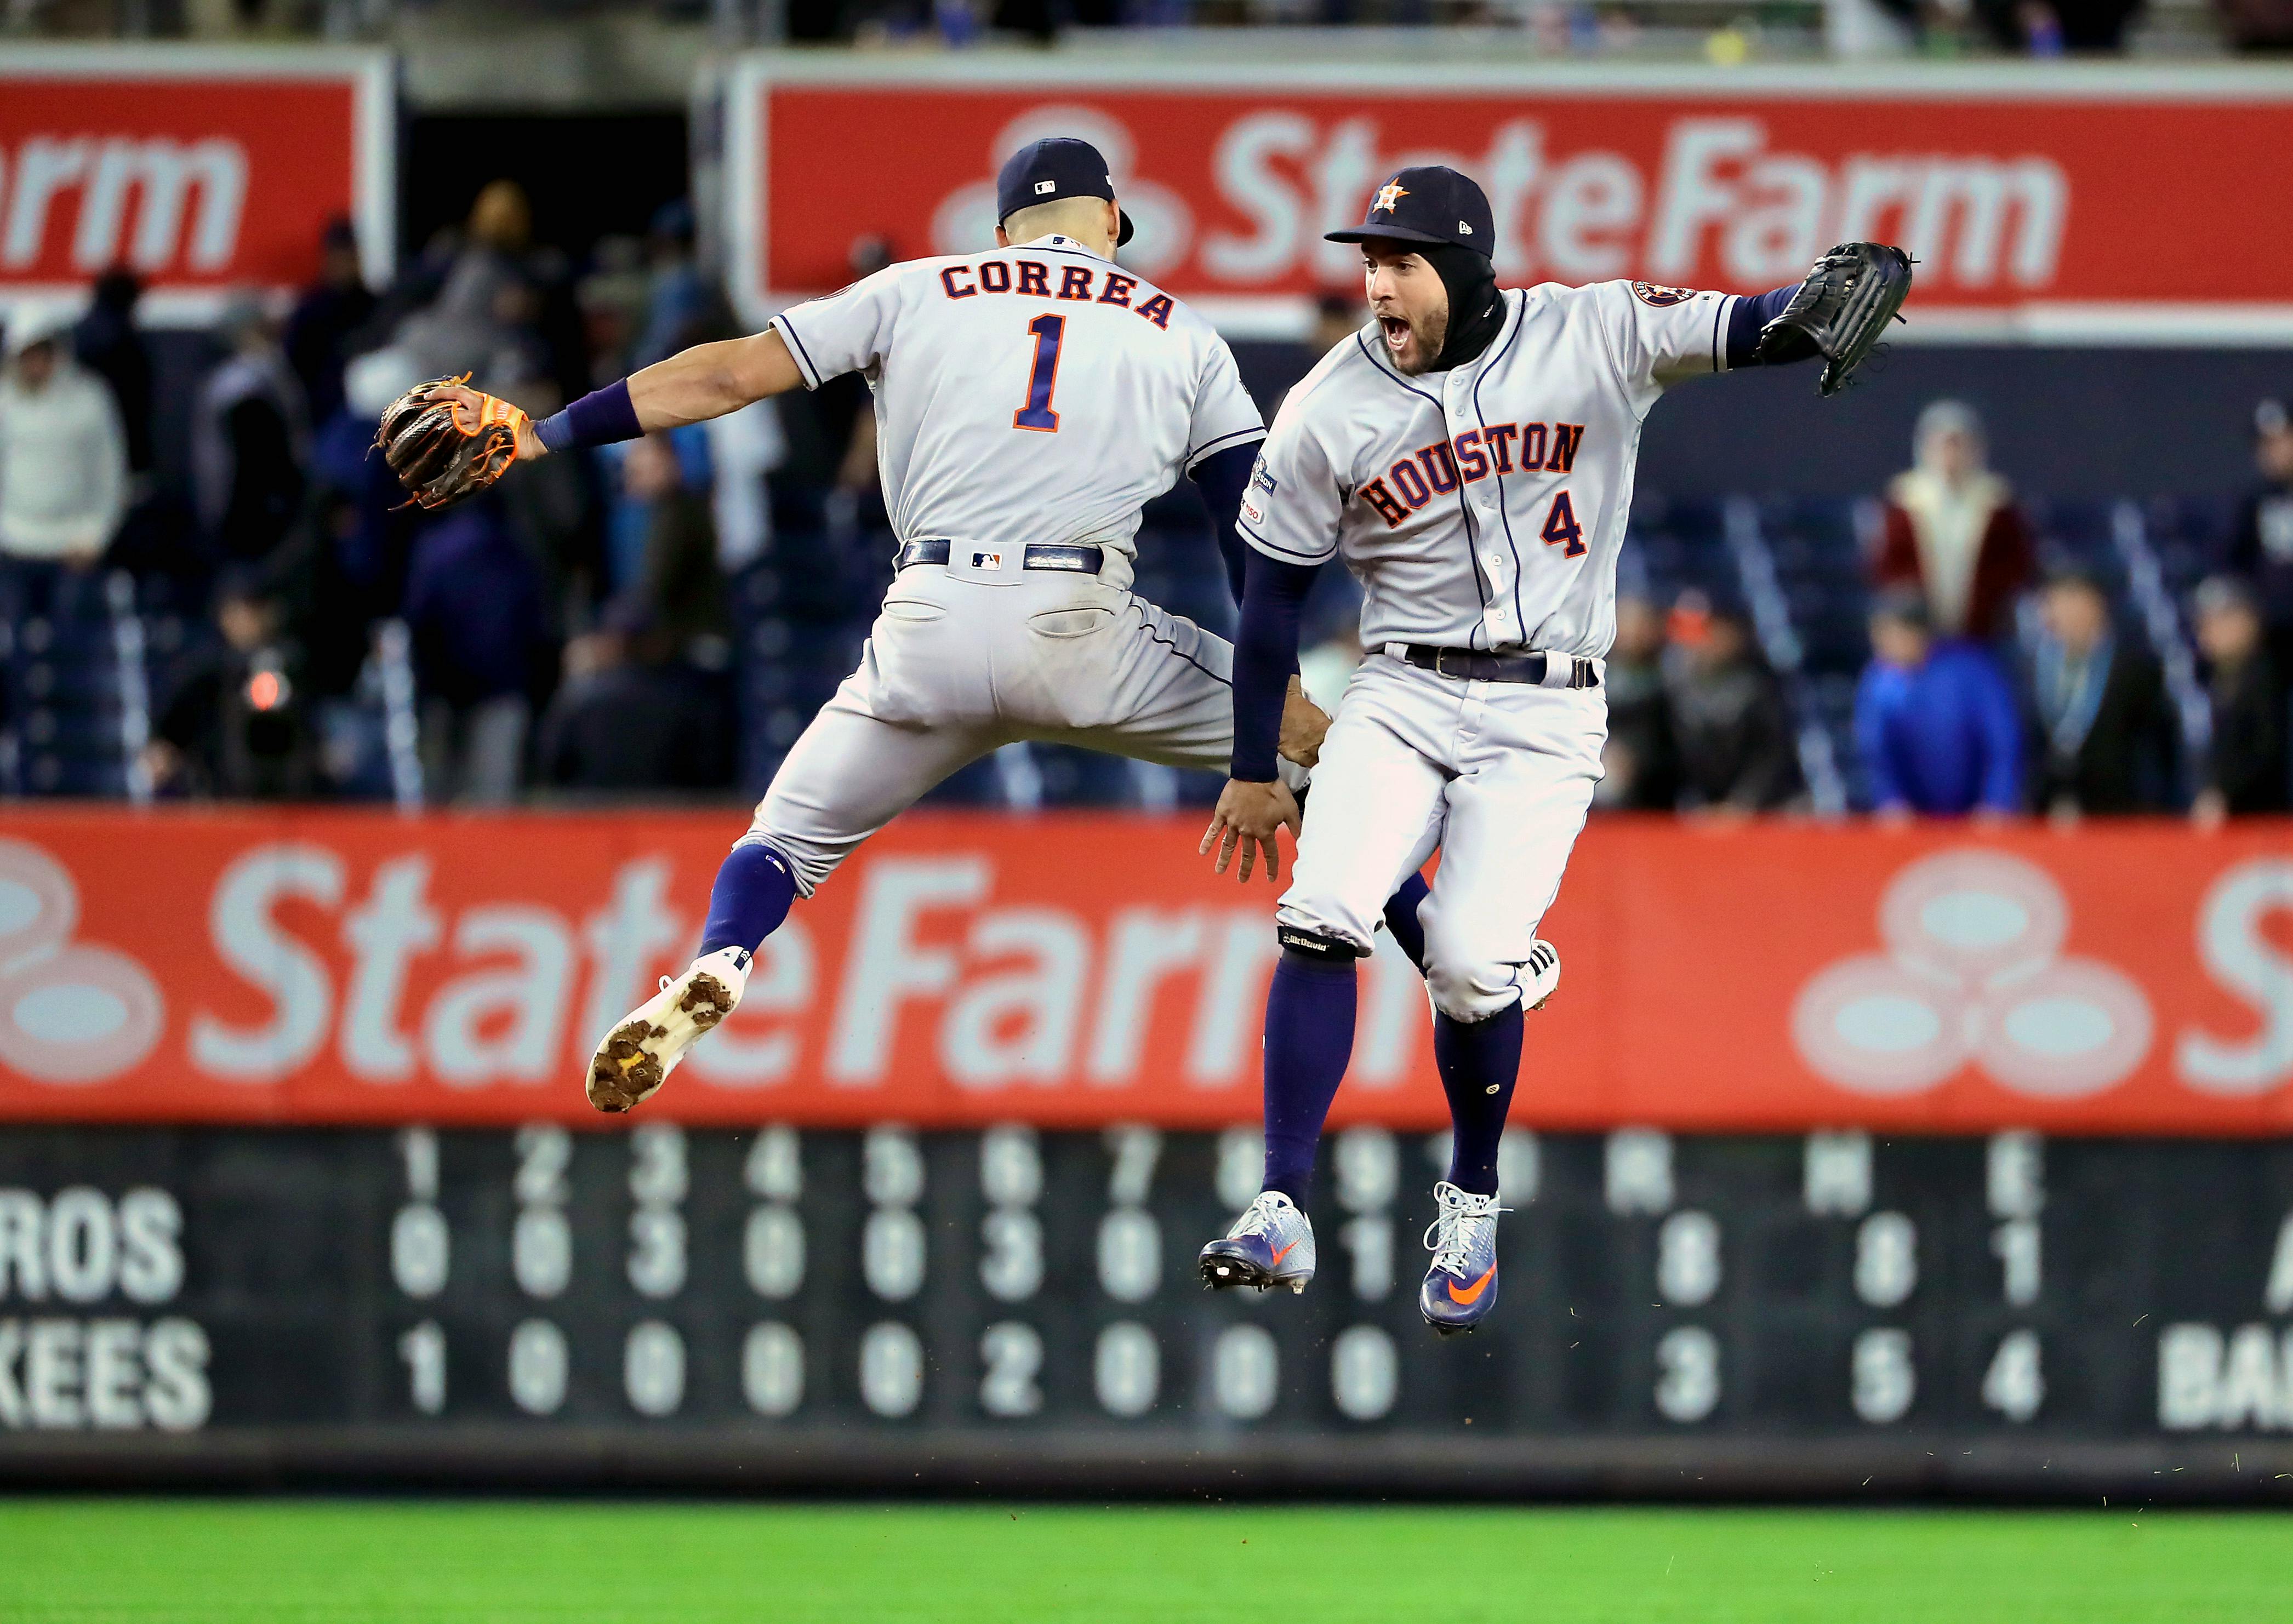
<box><xmin>996</xmin><ymin>138</ymin><xmax>1134</xmax><ymax>247</ymax></box>
<box><xmin>1326</xmin><ymin>165</ymin><xmax>1493</xmax><ymax>259</ymax></box>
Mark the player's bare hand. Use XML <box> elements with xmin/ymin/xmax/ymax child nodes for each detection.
<box><xmin>1279</xmin><ymin>676</ymin><xmax>1330</xmax><ymax>769</ymax></box>
<box><xmin>1200</xmin><ymin>778</ymin><xmax>1302</xmax><ymax>884</ymax></box>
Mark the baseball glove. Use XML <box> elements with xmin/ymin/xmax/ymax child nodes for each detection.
<box><xmin>1755</xmin><ymin>243</ymin><xmax>1914</xmax><ymax>397</ymax></box>
<box><xmin>375</xmin><ymin>378</ymin><xmax>531</xmax><ymax>510</ymax></box>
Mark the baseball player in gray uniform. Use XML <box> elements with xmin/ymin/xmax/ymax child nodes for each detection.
<box><xmin>393</xmin><ymin>137</ymin><xmax>1439</xmax><ymax>1113</ymax></box>
<box><xmin>1194</xmin><ymin>165</ymin><xmax>1910</xmax><ymax>1334</ymax></box>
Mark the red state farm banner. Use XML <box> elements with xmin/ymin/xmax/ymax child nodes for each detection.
<box><xmin>724</xmin><ymin>58</ymin><xmax>2293</xmax><ymax>342</ymax></box>
<box><xmin>0</xmin><ymin>45</ymin><xmax>393</xmax><ymax>321</ymax></box>
<box><xmin>1</xmin><ymin>809</ymin><xmax>2290</xmax><ymax>1134</ymax></box>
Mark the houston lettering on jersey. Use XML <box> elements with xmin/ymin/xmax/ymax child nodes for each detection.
<box><xmin>939</xmin><ymin>257</ymin><xmax>1175</xmax><ymax>330</ymax></box>
<box><xmin>1359</xmin><ymin>421</ymin><xmax>1586</xmax><ymax>528</ymax></box>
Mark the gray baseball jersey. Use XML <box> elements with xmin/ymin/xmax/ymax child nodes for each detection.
<box><xmin>740</xmin><ymin>235</ymin><xmax>1277</xmax><ymax>899</ymax></box>
<box><xmin>1260</xmin><ymin>278</ymin><xmax>1740</xmax><ymax>1023</ymax></box>
<box><xmin>1239</xmin><ymin>279</ymin><xmax>1737</xmax><ymax>656</ymax></box>
<box><xmin>771</xmin><ymin>233</ymin><xmax>1264</xmax><ymax>593</ymax></box>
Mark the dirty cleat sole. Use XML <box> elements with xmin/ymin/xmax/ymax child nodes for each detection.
<box><xmin>586</xmin><ymin>970</ymin><xmax>735</xmax><ymax>1114</ymax></box>
<box><xmin>1197</xmin><ymin>1249</ymin><xmax>1308</xmax><ymax>1295</ymax></box>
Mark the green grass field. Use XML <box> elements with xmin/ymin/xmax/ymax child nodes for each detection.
<box><xmin>2</xmin><ymin>1500</ymin><xmax>2289</xmax><ymax>1623</ymax></box>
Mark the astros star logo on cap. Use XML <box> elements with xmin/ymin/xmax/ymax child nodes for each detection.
<box><xmin>1373</xmin><ymin>181</ymin><xmax>1409</xmax><ymax>214</ymax></box>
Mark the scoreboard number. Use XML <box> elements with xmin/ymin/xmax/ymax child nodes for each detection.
<box><xmin>860</xmin><ymin>1321</ymin><xmax>924</xmax><ymax>1419</ymax></box>
<box><xmin>624</xmin><ymin>1320</ymin><xmax>686</xmax><ymax>1417</ymax></box>
<box><xmin>1655</xmin><ymin>1325</ymin><xmax>1719</xmax><ymax>1423</ymax></box>
<box><xmin>1096</xmin><ymin>1208</ymin><xmax>1160</xmax><ymax>1303</ymax></box>
<box><xmin>743</xmin><ymin>1322</ymin><xmax>804</xmax><ymax>1417</ymax></box>
<box><xmin>1656</xmin><ymin>1210</ymin><xmax>1721</xmax><ymax>1307</ymax></box>
<box><xmin>1851</xmin><ymin>1328</ymin><xmax>1915</xmax><ymax>1425</ymax></box>
<box><xmin>1212</xmin><ymin>1324</ymin><xmax>1278</xmax><ymax>1420</ymax></box>
<box><xmin>1982</xmin><ymin>1329</ymin><xmax>2045</xmax><ymax>1423</ymax></box>
<box><xmin>979</xmin><ymin>1322</ymin><xmax>1045</xmax><ymax>1417</ymax></box>
<box><xmin>1331</xmin><ymin>1325</ymin><xmax>1398</xmax><ymax>1422</ymax></box>
<box><xmin>508</xmin><ymin>1318</ymin><xmax>569</xmax><ymax>1416</ymax></box>
<box><xmin>1853</xmin><ymin>1213</ymin><xmax>1918</xmax><ymax>1309</ymax></box>
<box><xmin>745</xmin><ymin>1205</ymin><xmax>806</xmax><ymax>1299</ymax></box>
<box><xmin>398</xmin><ymin>1320</ymin><xmax>445</xmax><ymax>1415</ymax></box>
<box><xmin>1094</xmin><ymin>1322</ymin><xmax>1158</xmax><ymax>1417</ymax></box>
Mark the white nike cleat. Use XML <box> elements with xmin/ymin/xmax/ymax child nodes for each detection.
<box><xmin>1198</xmin><ymin>1190</ymin><xmax>1317</xmax><ymax>1295</ymax></box>
<box><xmin>1523</xmin><ymin>939</ymin><xmax>1561</xmax><ymax>1011</ymax></box>
<box><xmin>1419</xmin><ymin>1181</ymin><xmax>1507</xmax><ymax>1336</ymax></box>
<box><xmin>586</xmin><ymin>946</ymin><xmax>750</xmax><ymax>1114</ymax></box>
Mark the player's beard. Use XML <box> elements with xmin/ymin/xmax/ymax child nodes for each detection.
<box><xmin>1382</xmin><ymin>304</ymin><xmax>1449</xmax><ymax>375</ymax></box>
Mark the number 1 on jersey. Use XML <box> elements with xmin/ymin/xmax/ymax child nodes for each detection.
<box><xmin>1013</xmin><ymin>314</ymin><xmax>1065</xmax><ymax>433</ymax></box>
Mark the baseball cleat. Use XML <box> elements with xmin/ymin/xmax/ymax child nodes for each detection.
<box><xmin>1198</xmin><ymin>1191</ymin><xmax>1316</xmax><ymax>1295</ymax></box>
<box><xmin>1419</xmin><ymin>1181</ymin><xmax>1507</xmax><ymax>1337</ymax></box>
<box><xmin>1523</xmin><ymin>939</ymin><xmax>1561</xmax><ymax>1011</ymax></box>
<box><xmin>586</xmin><ymin>946</ymin><xmax>750</xmax><ymax>1113</ymax></box>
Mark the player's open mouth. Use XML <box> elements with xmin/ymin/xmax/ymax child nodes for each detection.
<box><xmin>1379</xmin><ymin>315</ymin><xmax>1411</xmax><ymax>352</ymax></box>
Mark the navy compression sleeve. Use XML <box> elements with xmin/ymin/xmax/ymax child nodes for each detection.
<box><xmin>1231</xmin><ymin>547</ymin><xmax>1316</xmax><ymax>782</ymax></box>
<box><xmin>1188</xmin><ymin>442</ymin><xmax>1259</xmax><ymax>607</ymax></box>
<box><xmin>536</xmin><ymin>378</ymin><xmax>642</xmax><ymax>453</ymax></box>
<box><xmin>1724</xmin><ymin>285</ymin><xmax>1803</xmax><ymax>370</ymax></box>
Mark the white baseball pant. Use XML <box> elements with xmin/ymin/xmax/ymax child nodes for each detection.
<box><xmin>746</xmin><ymin>553</ymin><xmax>1265</xmax><ymax>895</ymax></box>
<box><xmin>1276</xmin><ymin>653</ymin><xmax>1607</xmax><ymax>1022</ymax></box>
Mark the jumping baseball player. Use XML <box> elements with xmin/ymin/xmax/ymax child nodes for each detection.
<box><xmin>375</xmin><ymin>137</ymin><xmax>1439</xmax><ymax>1112</ymax></box>
<box><xmin>1194</xmin><ymin>165</ymin><xmax>1910</xmax><ymax>1334</ymax></box>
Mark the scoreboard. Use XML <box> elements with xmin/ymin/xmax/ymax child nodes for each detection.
<box><xmin>2</xmin><ymin>1123</ymin><xmax>2291</xmax><ymax>1497</ymax></box>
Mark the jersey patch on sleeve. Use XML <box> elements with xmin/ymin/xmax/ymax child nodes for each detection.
<box><xmin>1630</xmin><ymin>282</ymin><xmax>1699</xmax><ymax>307</ymax></box>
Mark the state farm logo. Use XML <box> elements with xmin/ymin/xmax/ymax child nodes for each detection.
<box><xmin>0</xmin><ymin>840</ymin><xmax>164</xmax><ymax>1085</ymax></box>
<box><xmin>930</xmin><ymin>108</ymin><xmax>1194</xmax><ymax>277</ymax></box>
<box><xmin>923</xmin><ymin>108</ymin><xmax>2066</xmax><ymax>298</ymax></box>
<box><xmin>1793</xmin><ymin>850</ymin><xmax>2152</xmax><ymax>1099</ymax></box>
<box><xmin>0</xmin><ymin>137</ymin><xmax>248</xmax><ymax>276</ymax></box>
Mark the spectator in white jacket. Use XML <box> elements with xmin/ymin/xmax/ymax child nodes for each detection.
<box><xmin>0</xmin><ymin>305</ymin><xmax>128</xmax><ymax>568</ymax></box>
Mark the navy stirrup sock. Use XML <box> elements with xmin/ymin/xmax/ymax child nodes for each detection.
<box><xmin>699</xmin><ymin>843</ymin><xmax>798</xmax><ymax>958</ymax></box>
<box><xmin>1435</xmin><ymin>1002</ymin><xmax>1525</xmax><ymax>1197</ymax></box>
<box><xmin>1258</xmin><ymin>950</ymin><xmax>1359</xmax><ymax>1206</ymax></box>
<box><xmin>1381</xmin><ymin>870</ymin><xmax>1430</xmax><ymax>971</ymax></box>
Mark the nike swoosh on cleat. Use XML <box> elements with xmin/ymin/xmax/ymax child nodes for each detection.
<box><xmin>1269</xmin><ymin>1239</ymin><xmax>1299</xmax><ymax>1267</ymax></box>
<box><xmin>1446</xmin><ymin>1265</ymin><xmax>1496</xmax><ymax>1305</ymax></box>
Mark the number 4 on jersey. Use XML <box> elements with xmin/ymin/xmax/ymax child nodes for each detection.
<box><xmin>1013</xmin><ymin>314</ymin><xmax>1065</xmax><ymax>432</ymax></box>
<box><xmin>1541</xmin><ymin>490</ymin><xmax>1585</xmax><ymax>558</ymax></box>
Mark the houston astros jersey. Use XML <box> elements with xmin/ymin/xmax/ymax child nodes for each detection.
<box><xmin>769</xmin><ymin>234</ymin><xmax>1264</xmax><ymax>591</ymax></box>
<box><xmin>1239</xmin><ymin>279</ymin><xmax>1736</xmax><ymax>658</ymax></box>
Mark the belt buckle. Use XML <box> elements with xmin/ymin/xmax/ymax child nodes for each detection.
<box><xmin>1433</xmin><ymin>648</ymin><xmax>1456</xmax><ymax>680</ymax></box>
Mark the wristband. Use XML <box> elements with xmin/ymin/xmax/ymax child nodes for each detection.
<box><xmin>536</xmin><ymin>378</ymin><xmax>642</xmax><ymax>453</ymax></box>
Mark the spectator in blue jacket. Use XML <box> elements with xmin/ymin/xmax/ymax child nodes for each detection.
<box><xmin>402</xmin><ymin>494</ymin><xmax>547</xmax><ymax>805</ymax></box>
<box><xmin>1856</xmin><ymin>590</ymin><xmax>2022</xmax><ymax>819</ymax></box>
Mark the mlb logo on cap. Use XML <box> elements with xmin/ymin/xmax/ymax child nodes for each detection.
<box><xmin>996</xmin><ymin>136</ymin><xmax>1136</xmax><ymax>247</ymax></box>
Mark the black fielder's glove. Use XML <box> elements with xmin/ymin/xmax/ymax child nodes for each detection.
<box><xmin>375</xmin><ymin>377</ymin><xmax>532</xmax><ymax>510</ymax></box>
<box><xmin>1756</xmin><ymin>243</ymin><xmax>1914</xmax><ymax>397</ymax></box>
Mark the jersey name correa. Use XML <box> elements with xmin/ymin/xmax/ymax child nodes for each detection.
<box><xmin>1238</xmin><ymin>280</ymin><xmax>1737</xmax><ymax>658</ymax></box>
<box><xmin>769</xmin><ymin>234</ymin><xmax>1263</xmax><ymax>593</ymax></box>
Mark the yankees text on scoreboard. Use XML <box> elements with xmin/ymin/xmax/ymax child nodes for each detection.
<box><xmin>2</xmin><ymin>1124</ymin><xmax>2290</xmax><ymax>1494</ymax></box>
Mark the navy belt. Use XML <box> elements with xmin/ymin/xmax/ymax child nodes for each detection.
<box><xmin>1401</xmin><ymin>645</ymin><xmax>1601</xmax><ymax>688</ymax></box>
<box><xmin>896</xmin><ymin>539</ymin><xmax>1104</xmax><ymax>575</ymax></box>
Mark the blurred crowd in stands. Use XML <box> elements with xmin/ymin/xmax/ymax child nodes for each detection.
<box><xmin>1587</xmin><ymin>396</ymin><xmax>2293</xmax><ymax>824</ymax></box>
<box><xmin>0</xmin><ymin>183</ymin><xmax>863</xmax><ymax>807</ymax></box>
<box><xmin>2</xmin><ymin>186</ymin><xmax>2290</xmax><ymax>821</ymax></box>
